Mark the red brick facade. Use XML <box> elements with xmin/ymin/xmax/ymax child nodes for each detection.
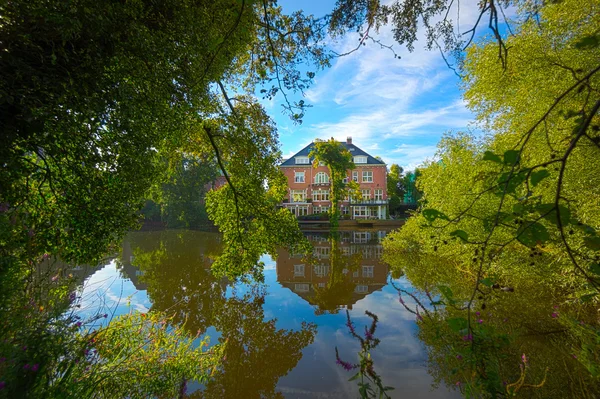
<box><xmin>280</xmin><ymin>138</ymin><xmax>388</xmax><ymax>219</ymax></box>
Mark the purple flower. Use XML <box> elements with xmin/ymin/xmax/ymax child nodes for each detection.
<box><xmin>475</xmin><ymin>311</ymin><xmax>480</xmax><ymax>317</ymax></box>
<box><xmin>462</xmin><ymin>334</ymin><xmax>473</xmax><ymax>341</ymax></box>
<box><xmin>551</xmin><ymin>312</ymin><xmax>559</xmax><ymax>318</ymax></box>
<box><xmin>553</xmin><ymin>305</ymin><xmax>559</xmax><ymax>309</ymax></box>
<box><xmin>23</xmin><ymin>364</ymin><xmax>30</xmax><ymax>370</ymax></box>
<box><xmin>521</xmin><ymin>354</ymin><xmax>528</xmax><ymax>364</ymax></box>
<box><xmin>0</xmin><ymin>381</ymin><xmax>5</xmax><ymax>390</ymax></box>
<box><xmin>336</xmin><ymin>358</ymin><xmax>356</xmax><ymax>371</ymax></box>
<box><xmin>69</xmin><ymin>292</ymin><xmax>76</xmax><ymax>302</ymax></box>
<box><xmin>456</xmin><ymin>354</ymin><xmax>463</xmax><ymax>360</ymax></box>
<box><xmin>364</xmin><ymin>327</ymin><xmax>374</xmax><ymax>340</ymax></box>
<box><xmin>477</xmin><ymin>319</ymin><xmax>483</xmax><ymax>324</ymax></box>
<box><xmin>103</xmin><ymin>314</ymin><xmax>108</xmax><ymax>318</ymax></box>
<box><xmin>572</xmin><ymin>354</ymin><xmax>578</xmax><ymax>359</ymax></box>
<box><xmin>455</xmin><ymin>381</ymin><xmax>461</xmax><ymax>387</ymax></box>
<box><xmin>51</xmin><ymin>275</ymin><xmax>59</xmax><ymax>282</ymax></box>
<box><xmin>76</xmin><ymin>322</ymin><xmax>82</xmax><ymax>327</ymax></box>
<box><xmin>22</xmin><ymin>346</ymin><xmax>27</xmax><ymax>351</ymax></box>
<box><xmin>31</xmin><ymin>364</ymin><xmax>39</xmax><ymax>372</ymax></box>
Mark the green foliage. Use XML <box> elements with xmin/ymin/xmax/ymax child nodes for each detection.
<box><xmin>309</xmin><ymin>138</ymin><xmax>358</xmax><ymax>229</ymax></box>
<box><xmin>382</xmin><ymin>0</ymin><xmax>600</xmax><ymax>396</ymax></box>
<box><xmin>387</xmin><ymin>164</ymin><xmax>405</xmax><ymax>216</ymax></box>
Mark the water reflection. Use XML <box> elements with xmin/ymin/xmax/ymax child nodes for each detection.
<box><xmin>276</xmin><ymin>230</ymin><xmax>390</xmax><ymax>315</ymax></box>
<box><xmin>119</xmin><ymin>230</ymin><xmax>316</xmax><ymax>398</ymax></box>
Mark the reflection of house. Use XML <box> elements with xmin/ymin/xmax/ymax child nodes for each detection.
<box><xmin>276</xmin><ymin>231</ymin><xmax>389</xmax><ymax>312</ymax></box>
<box><xmin>280</xmin><ymin>137</ymin><xmax>388</xmax><ymax>219</ymax></box>
<box><xmin>119</xmin><ymin>240</ymin><xmax>149</xmax><ymax>291</ymax></box>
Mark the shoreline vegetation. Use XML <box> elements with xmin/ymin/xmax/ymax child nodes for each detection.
<box><xmin>1</xmin><ymin>0</ymin><xmax>599</xmax><ymax>397</ymax></box>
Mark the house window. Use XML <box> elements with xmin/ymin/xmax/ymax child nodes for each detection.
<box><xmin>375</xmin><ymin>189</ymin><xmax>383</xmax><ymax>200</ymax></box>
<box><xmin>314</xmin><ymin>265</ymin><xmax>329</xmax><ymax>277</ymax></box>
<box><xmin>294</xmin><ymin>283</ymin><xmax>310</xmax><ymax>292</ymax></box>
<box><xmin>295</xmin><ymin>156</ymin><xmax>309</xmax><ymax>164</ymax></box>
<box><xmin>362</xmin><ymin>266</ymin><xmax>374</xmax><ymax>278</ymax></box>
<box><xmin>297</xmin><ymin>206</ymin><xmax>309</xmax><ymax>216</ymax></box>
<box><xmin>352</xmin><ymin>270</ymin><xmax>359</xmax><ymax>278</ymax></box>
<box><xmin>354</xmin><ymin>206</ymin><xmax>368</xmax><ymax>218</ymax></box>
<box><xmin>318</xmin><ymin>282</ymin><xmax>326</xmax><ymax>288</ymax></box>
<box><xmin>342</xmin><ymin>207</ymin><xmax>349</xmax><ymax>215</ymax></box>
<box><xmin>294</xmin><ymin>264</ymin><xmax>305</xmax><ymax>276</ymax></box>
<box><xmin>290</xmin><ymin>190</ymin><xmax>306</xmax><ymax>202</ymax></box>
<box><xmin>342</xmin><ymin>177</ymin><xmax>349</xmax><ymax>184</ymax></box>
<box><xmin>354</xmin><ymin>156</ymin><xmax>367</xmax><ymax>164</ymax></box>
<box><xmin>314</xmin><ymin>172</ymin><xmax>329</xmax><ymax>184</ymax></box>
<box><xmin>362</xmin><ymin>171</ymin><xmax>373</xmax><ymax>182</ymax></box>
<box><xmin>361</xmin><ymin>189</ymin><xmax>371</xmax><ymax>200</ymax></box>
<box><xmin>313</xmin><ymin>190</ymin><xmax>330</xmax><ymax>202</ymax></box>
<box><xmin>352</xmin><ymin>171</ymin><xmax>358</xmax><ymax>182</ymax></box>
<box><xmin>294</xmin><ymin>171</ymin><xmax>305</xmax><ymax>183</ymax></box>
<box><xmin>355</xmin><ymin>285</ymin><xmax>369</xmax><ymax>293</ymax></box>
<box><xmin>320</xmin><ymin>206</ymin><xmax>330</xmax><ymax>214</ymax></box>
<box><xmin>314</xmin><ymin>246</ymin><xmax>330</xmax><ymax>258</ymax></box>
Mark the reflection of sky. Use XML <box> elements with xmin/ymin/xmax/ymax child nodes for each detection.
<box><xmin>77</xmin><ymin>258</ymin><xmax>458</xmax><ymax>398</ymax></box>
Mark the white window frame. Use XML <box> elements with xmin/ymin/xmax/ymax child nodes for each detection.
<box><xmin>294</xmin><ymin>264</ymin><xmax>305</xmax><ymax>276</ymax></box>
<box><xmin>352</xmin><ymin>171</ymin><xmax>358</xmax><ymax>182</ymax></box>
<box><xmin>354</xmin><ymin>156</ymin><xmax>367</xmax><ymax>164</ymax></box>
<box><xmin>374</xmin><ymin>189</ymin><xmax>383</xmax><ymax>200</ymax></box>
<box><xmin>355</xmin><ymin>285</ymin><xmax>369</xmax><ymax>293</ymax></box>
<box><xmin>294</xmin><ymin>283</ymin><xmax>310</xmax><ymax>292</ymax></box>
<box><xmin>314</xmin><ymin>172</ymin><xmax>329</xmax><ymax>184</ymax></box>
<box><xmin>362</xmin><ymin>266</ymin><xmax>374</xmax><ymax>278</ymax></box>
<box><xmin>362</xmin><ymin>171</ymin><xmax>373</xmax><ymax>183</ymax></box>
<box><xmin>354</xmin><ymin>206</ymin><xmax>368</xmax><ymax>218</ymax></box>
<box><xmin>361</xmin><ymin>189</ymin><xmax>371</xmax><ymax>200</ymax></box>
<box><xmin>295</xmin><ymin>156</ymin><xmax>310</xmax><ymax>164</ymax></box>
<box><xmin>290</xmin><ymin>190</ymin><xmax>306</xmax><ymax>203</ymax></box>
<box><xmin>294</xmin><ymin>171</ymin><xmax>305</xmax><ymax>183</ymax></box>
<box><xmin>352</xmin><ymin>270</ymin><xmax>359</xmax><ymax>278</ymax></box>
<box><xmin>313</xmin><ymin>190</ymin><xmax>330</xmax><ymax>202</ymax></box>
<box><xmin>314</xmin><ymin>264</ymin><xmax>329</xmax><ymax>277</ymax></box>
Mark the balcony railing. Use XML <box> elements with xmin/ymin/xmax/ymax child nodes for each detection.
<box><xmin>349</xmin><ymin>199</ymin><xmax>389</xmax><ymax>205</ymax></box>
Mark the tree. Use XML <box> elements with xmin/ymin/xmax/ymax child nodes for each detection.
<box><xmin>309</xmin><ymin>138</ymin><xmax>361</xmax><ymax>229</ymax></box>
<box><xmin>386</xmin><ymin>164</ymin><xmax>405</xmax><ymax>215</ymax></box>
<box><xmin>383</xmin><ymin>0</ymin><xmax>600</xmax><ymax>394</ymax></box>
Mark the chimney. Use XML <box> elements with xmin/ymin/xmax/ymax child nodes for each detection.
<box><xmin>347</xmin><ymin>136</ymin><xmax>352</xmax><ymax>145</ymax></box>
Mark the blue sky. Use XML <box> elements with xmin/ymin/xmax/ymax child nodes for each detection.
<box><xmin>267</xmin><ymin>0</ymin><xmax>485</xmax><ymax>170</ymax></box>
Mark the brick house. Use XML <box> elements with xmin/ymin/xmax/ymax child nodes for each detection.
<box><xmin>279</xmin><ymin>137</ymin><xmax>388</xmax><ymax>219</ymax></box>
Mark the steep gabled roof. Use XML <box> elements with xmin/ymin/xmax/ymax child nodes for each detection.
<box><xmin>280</xmin><ymin>141</ymin><xmax>386</xmax><ymax>166</ymax></box>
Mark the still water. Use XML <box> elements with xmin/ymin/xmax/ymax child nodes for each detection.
<box><xmin>76</xmin><ymin>229</ymin><xmax>459</xmax><ymax>398</ymax></box>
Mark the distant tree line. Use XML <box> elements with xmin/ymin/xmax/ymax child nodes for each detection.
<box><xmin>387</xmin><ymin>164</ymin><xmax>422</xmax><ymax>217</ymax></box>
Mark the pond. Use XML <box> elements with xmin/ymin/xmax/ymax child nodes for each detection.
<box><xmin>75</xmin><ymin>229</ymin><xmax>460</xmax><ymax>398</ymax></box>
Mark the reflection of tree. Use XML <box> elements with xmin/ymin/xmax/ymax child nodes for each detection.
<box><xmin>197</xmin><ymin>289</ymin><xmax>316</xmax><ymax>399</ymax></box>
<box><xmin>310</xmin><ymin>235</ymin><xmax>363</xmax><ymax>315</ymax></box>
<box><xmin>122</xmin><ymin>230</ymin><xmax>317</xmax><ymax>397</ymax></box>
<box><xmin>390</xmin><ymin>270</ymin><xmax>600</xmax><ymax>398</ymax></box>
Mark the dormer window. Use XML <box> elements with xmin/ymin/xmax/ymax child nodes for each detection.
<box><xmin>354</xmin><ymin>156</ymin><xmax>367</xmax><ymax>164</ymax></box>
<box><xmin>295</xmin><ymin>156</ymin><xmax>310</xmax><ymax>164</ymax></box>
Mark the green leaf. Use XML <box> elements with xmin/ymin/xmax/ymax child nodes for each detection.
<box><xmin>447</xmin><ymin>317</ymin><xmax>468</xmax><ymax>332</ymax></box>
<box><xmin>589</xmin><ymin>263</ymin><xmax>600</xmax><ymax>276</ymax></box>
<box><xmin>517</xmin><ymin>221</ymin><xmax>550</xmax><ymax>247</ymax></box>
<box><xmin>536</xmin><ymin>203</ymin><xmax>571</xmax><ymax>226</ymax></box>
<box><xmin>574</xmin><ymin>34</ymin><xmax>600</xmax><ymax>49</ymax></box>
<box><xmin>422</xmin><ymin>208</ymin><xmax>449</xmax><ymax>222</ymax></box>
<box><xmin>530</xmin><ymin>169</ymin><xmax>550</xmax><ymax>187</ymax></box>
<box><xmin>580</xmin><ymin>293</ymin><xmax>598</xmax><ymax>303</ymax></box>
<box><xmin>349</xmin><ymin>372</ymin><xmax>360</xmax><ymax>382</ymax></box>
<box><xmin>437</xmin><ymin>285</ymin><xmax>454</xmax><ymax>300</ymax></box>
<box><xmin>483</xmin><ymin>151</ymin><xmax>502</xmax><ymax>163</ymax></box>
<box><xmin>480</xmin><ymin>277</ymin><xmax>495</xmax><ymax>287</ymax></box>
<box><xmin>503</xmin><ymin>150</ymin><xmax>520</xmax><ymax>165</ymax></box>
<box><xmin>585</xmin><ymin>237</ymin><xmax>600</xmax><ymax>251</ymax></box>
<box><xmin>450</xmin><ymin>229</ymin><xmax>469</xmax><ymax>242</ymax></box>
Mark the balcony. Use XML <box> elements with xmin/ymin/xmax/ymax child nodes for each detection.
<box><xmin>349</xmin><ymin>199</ymin><xmax>389</xmax><ymax>206</ymax></box>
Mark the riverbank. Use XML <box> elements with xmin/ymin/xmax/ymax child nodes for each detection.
<box><xmin>298</xmin><ymin>219</ymin><xmax>405</xmax><ymax>230</ymax></box>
